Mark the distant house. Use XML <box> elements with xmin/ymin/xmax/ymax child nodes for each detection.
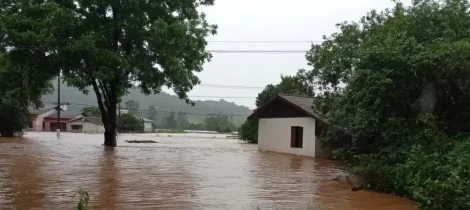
<box><xmin>66</xmin><ymin>115</ymin><xmax>104</xmax><ymax>134</ymax></box>
<box><xmin>141</xmin><ymin>117</ymin><xmax>153</xmax><ymax>133</ymax></box>
<box><xmin>248</xmin><ymin>94</ymin><xmax>333</xmax><ymax>158</ymax></box>
<box><xmin>30</xmin><ymin>102</ymin><xmax>80</xmax><ymax>132</ymax></box>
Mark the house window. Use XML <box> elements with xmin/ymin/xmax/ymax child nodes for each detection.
<box><xmin>291</xmin><ymin>126</ymin><xmax>303</xmax><ymax>148</ymax></box>
<box><xmin>71</xmin><ymin>125</ymin><xmax>83</xmax><ymax>130</ymax></box>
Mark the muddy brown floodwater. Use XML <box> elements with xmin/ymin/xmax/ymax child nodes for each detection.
<box><xmin>0</xmin><ymin>132</ymin><xmax>417</xmax><ymax>210</ymax></box>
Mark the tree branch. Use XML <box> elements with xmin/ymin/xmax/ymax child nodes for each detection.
<box><xmin>98</xmin><ymin>80</ymin><xmax>111</xmax><ymax>108</ymax></box>
<box><xmin>91</xmin><ymin>79</ymin><xmax>109</xmax><ymax>129</ymax></box>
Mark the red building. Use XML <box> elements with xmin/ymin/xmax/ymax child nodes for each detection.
<box><xmin>30</xmin><ymin>102</ymin><xmax>81</xmax><ymax>132</ymax></box>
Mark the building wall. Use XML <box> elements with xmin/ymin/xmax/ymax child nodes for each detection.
<box><xmin>143</xmin><ymin>122</ymin><xmax>153</xmax><ymax>133</ymax></box>
<box><xmin>44</xmin><ymin>118</ymin><xmax>69</xmax><ymax>131</ymax></box>
<box><xmin>258</xmin><ymin>117</ymin><xmax>320</xmax><ymax>157</ymax></box>
<box><xmin>67</xmin><ymin>121</ymin><xmax>105</xmax><ymax>134</ymax></box>
<box><xmin>32</xmin><ymin>109</ymin><xmax>56</xmax><ymax>131</ymax></box>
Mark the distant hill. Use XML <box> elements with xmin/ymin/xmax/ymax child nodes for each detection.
<box><xmin>41</xmin><ymin>81</ymin><xmax>252</xmax><ymax>126</ymax></box>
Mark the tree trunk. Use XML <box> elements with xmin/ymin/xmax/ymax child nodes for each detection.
<box><xmin>104</xmin><ymin>129</ymin><xmax>116</xmax><ymax>147</ymax></box>
<box><xmin>103</xmin><ymin>81</ymin><xmax>118</xmax><ymax>147</ymax></box>
<box><xmin>91</xmin><ymin>79</ymin><xmax>118</xmax><ymax>147</ymax></box>
<box><xmin>103</xmin><ymin>102</ymin><xmax>117</xmax><ymax>147</ymax></box>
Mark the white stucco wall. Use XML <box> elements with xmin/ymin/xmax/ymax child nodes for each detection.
<box><xmin>258</xmin><ymin>117</ymin><xmax>317</xmax><ymax>157</ymax></box>
<box><xmin>143</xmin><ymin>121</ymin><xmax>153</xmax><ymax>133</ymax></box>
<box><xmin>67</xmin><ymin>121</ymin><xmax>105</xmax><ymax>134</ymax></box>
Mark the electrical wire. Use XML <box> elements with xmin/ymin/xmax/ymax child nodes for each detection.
<box><xmin>207</xmin><ymin>40</ymin><xmax>320</xmax><ymax>43</ymax></box>
<box><xmin>198</xmin><ymin>84</ymin><xmax>264</xmax><ymax>89</ymax></box>
<box><xmin>47</xmin><ymin>102</ymin><xmax>252</xmax><ymax>117</ymax></box>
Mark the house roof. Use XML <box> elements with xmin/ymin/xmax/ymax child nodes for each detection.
<box><xmin>67</xmin><ymin>116</ymin><xmax>103</xmax><ymax>125</ymax></box>
<box><xmin>29</xmin><ymin>105</ymin><xmax>56</xmax><ymax>115</ymax></box>
<box><xmin>44</xmin><ymin>110</ymin><xmax>81</xmax><ymax>119</ymax></box>
<box><xmin>29</xmin><ymin>102</ymin><xmax>71</xmax><ymax>115</ymax></box>
<box><xmin>141</xmin><ymin>117</ymin><xmax>153</xmax><ymax>122</ymax></box>
<box><xmin>248</xmin><ymin>94</ymin><xmax>327</xmax><ymax>123</ymax></box>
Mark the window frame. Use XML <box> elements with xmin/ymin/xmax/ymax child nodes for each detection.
<box><xmin>290</xmin><ymin>126</ymin><xmax>304</xmax><ymax>148</ymax></box>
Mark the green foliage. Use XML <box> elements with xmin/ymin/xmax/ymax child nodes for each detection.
<box><xmin>158</xmin><ymin>111</ymin><xmax>236</xmax><ymax>132</ymax></box>
<box><xmin>124</xmin><ymin>100</ymin><xmax>140</xmax><ymax>115</ymax></box>
<box><xmin>118</xmin><ymin>113</ymin><xmax>143</xmax><ymax>133</ymax></box>
<box><xmin>0</xmin><ymin>54</ymin><xmax>52</xmax><ymax>136</ymax></box>
<box><xmin>0</xmin><ymin>104</ymin><xmax>28</xmax><ymax>137</ymax></box>
<box><xmin>305</xmin><ymin>0</ymin><xmax>470</xmax><ymax>209</ymax></box>
<box><xmin>146</xmin><ymin>105</ymin><xmax>158</xmax><ymax>122</ymax></box>
<box><xmin>74</xmin><ymin>187</ymin><xmax>90</xmax><ymax>210</ymax></box>
<box><xmin>81</xmin><ymin>107</ymin><xmax>101</xmax><ymax>117</ymax></box>
<box><xmin>238</xmin><ymin>119</ymin><xmax>258</xmax><ymax>144</ymax></box>
<box><xmin>256</xmin><ymin>71</ymin><xmax>315</xmax><ymax>107</ymax></box>
<box><xmin>165</xmin><ymin>111</ymin><xmax>177</xmax><ymax>129</ymax></box>
<box><xmin>239</xmin><ymin>70</ymin><xmax>314</xmax><ymax>143</ymax></box>
<box><xmin>1</xmin><ymin>0</ymin><xmax>217</xmax><ymax>146</ymax></box>
<box><xmin>404</xmin><ymin>138</ymin><xmax>470</xmax><ymax>209</ymax></box>
<box><xmin>203</xmin><ymin>115</ymin><xmax>236</xmax><ymax>133</ymax></box>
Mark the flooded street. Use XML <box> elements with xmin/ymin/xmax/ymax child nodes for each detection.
<box><xmin>0</xmin><ymin>132</ymin><xmax>416</xmax><ymax>210</ymax></box>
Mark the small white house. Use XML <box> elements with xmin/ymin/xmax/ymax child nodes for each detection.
<box><xmin>66</xmin><ymin>116</ymin><xmax>105</xmax><ymax>134</ymax></box>
<box><xmin>248</xmin><ymin>94</ymin><xmax>333</xmax><ymax>158</ymax></box>
<box><xmin>141</xmin><ymin>117</ymin><xmax>153</xmax><ymax>133</ymax></box>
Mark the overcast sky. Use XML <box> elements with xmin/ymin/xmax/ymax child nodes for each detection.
<box><xmin>167</xmin><ymin>0</ymin><xmax>408</xmax><ymax>109</ymax></box>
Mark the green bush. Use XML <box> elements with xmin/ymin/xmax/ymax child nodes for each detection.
<box><xmin>403</xmin><ymin>138</ymin><xmax>470</xmax><ymax>209</ymax></box>
<box><xmin>238</xmin><ymin>119</ymin><xmax>258</xmax><ymax>144</ymax></box>
<box><xmin>304</xmin><ymin>1</ymin><xmax>470</xmax><ymax>208</ymax></box>
<box><xmin>348</xmin><ymin>129</ymin><xmax>470</xmax><ymax>209</ymax></box>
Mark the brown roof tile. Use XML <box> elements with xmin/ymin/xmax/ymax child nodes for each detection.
<box><xmin>248</xmin><ymin>94</ymin><xmax>327</xmax><ymax>123</ymax></box>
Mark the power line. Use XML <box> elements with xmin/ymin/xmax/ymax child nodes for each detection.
<box><xmin>198</xmin><ymin>84</ymin><xmax>264</xmax><ymax>89</ymax></box>
<box><xmin>208</xmin><ymin>40</ymin><xmax>321</xmax><ymax>43</ymax></box>
<box><xmin>55</xmin><ymin>89</ymin><xmax>257</xmax><ymax>98</ymax></box>
<box><xmin>209</xmin><ymin>50</ymin><xmax>307</xmax><ymax>53</ymax></box>
<box><xmin>59</xmin><ymin>102</ymin><xmax>250</xmax><ymax>117</ymax></box>
<box><xmin>189</xmin><ymin>95</ymin><xmax>255</xmax><ymax>99</ymax></box>
<box><xmin>59</xmin><ymin>83</ymin><xmax>264</xmax><ymax>90</ymax></box>
<box><xmin>9</xmin><ymin>45</ymin><xmax>310</xmax><ymax>54</ymax></box>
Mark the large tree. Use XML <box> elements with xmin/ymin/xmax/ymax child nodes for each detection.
<box><xmin>0</xmin><ymin>1</ymin><xmax>217</xmax><ymax>146</ymax></box>
<box><xmin>0</xmin><ymin>53</ymin><xmax>52</xmax><ymax>137</ymax></box>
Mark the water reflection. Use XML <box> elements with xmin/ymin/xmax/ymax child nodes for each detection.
<box><xmin>0</xmin><ymin>137</ymin><xmax>45</xmax><ymax>210</ymax></box>
<box><xmin>0</xmin><ymin>133</ymin><xmax>417</xmax><ymax>210</ymax></box>
<box><xmin>96</xmin><ymin>148</ymin><xmax>118</xmax><ymax>210</ymax></box>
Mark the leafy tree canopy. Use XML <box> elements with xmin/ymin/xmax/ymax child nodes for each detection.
<box><xmin>124</xmin><ymin>100</ymin><xmax>140</xmax><ymax>115</ymax></box>
<box><xmin>118</xmin><ymin>113</ymin><xmax>143</xmax><ymax>133</ymax></box>
<box><xmin>0</xmin><ymin>53</ymin><xmax>52</xmax><ymax>136</ymax></box>
<box><xmin>0</xmin><ymin>0</ymin><xmax>217</xmax><ymax>146</ymax></box>
<box><xmin>305</xmin><ymin>0</ymin><xmax>470</xmax><ymax>208</ymax></box>
<box><xmin>256</xmin><ymin>70</ymin><xmax>314</xmax><ymax>107</ymax></box>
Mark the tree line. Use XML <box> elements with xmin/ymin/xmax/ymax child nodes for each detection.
<box><xmin>144</xmin><ymin>101</ymin><xmax>237</xmax><ymax>133</ymax></box>
<box><xmin>83</xmin><ymin>100</ymin><xmax>237</xmax><ymax>133</ymax></box>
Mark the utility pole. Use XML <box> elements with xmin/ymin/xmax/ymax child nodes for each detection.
<box><xmin>56</xmin><ymin>74</ymin><xmax>61</xmax><ymax>138</ymax></box>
